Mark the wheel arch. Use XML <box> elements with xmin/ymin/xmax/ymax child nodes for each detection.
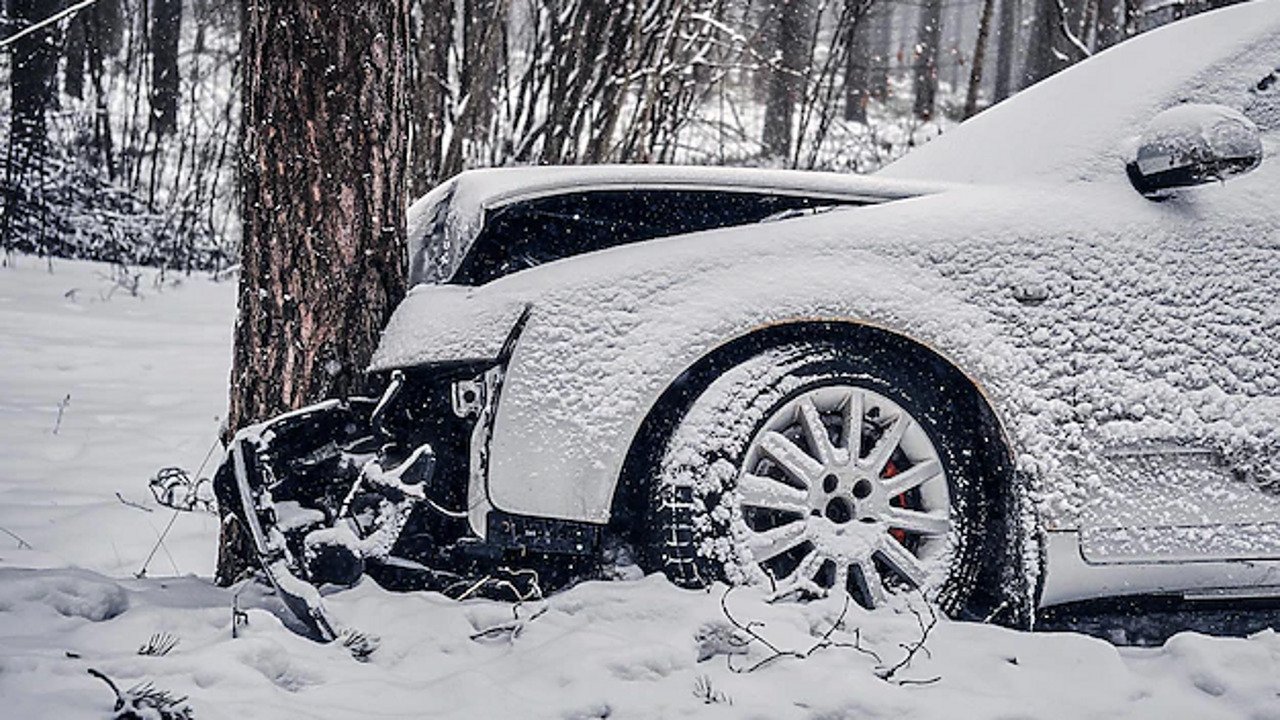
<box><xmin>606</xmin><ymin>318</ymin><xmax>1033</xmax><ymax>625</ymax></box>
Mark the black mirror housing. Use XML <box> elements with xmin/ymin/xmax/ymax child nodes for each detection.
<box><xmin>1127</xmin><ymin>103</ymin><xmax>1263</xmax><ymax>199</ymax></box>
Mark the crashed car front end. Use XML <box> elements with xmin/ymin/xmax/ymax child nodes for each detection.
<box><xmin>213</xmin><ymin>304</ymin><xmax>580</xmax><ymax>637</ymax></box>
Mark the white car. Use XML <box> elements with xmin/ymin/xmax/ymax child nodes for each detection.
<box><xmin>218</xmin><ymin>2</ymin><xmax>1280</xmax><ymax>639</ymax></box>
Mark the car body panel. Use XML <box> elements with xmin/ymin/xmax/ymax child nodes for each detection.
<box><xmin>881</xmin><ymin>0</ymin><xmax>1280</xmax><ymax>185</ymax></box>
<box><xmin>364</xmin><ymin>2</ymin><xmax>1280</xmax><ymax>606</ymax></box>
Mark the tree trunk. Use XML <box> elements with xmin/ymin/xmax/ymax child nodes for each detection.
<box><xmin>964</xmin><ymin>0</ymin><xmax>998</xmax><ymax>118</ymax></box>
<box><xmin>867</xmin><ymin>1</ymin><xmax>890</xmax><ymax>100</ymax></box>
<box><xmin>911</xmin><ymin>0</ymin><xmax>942</xmax><ymax>120</ymax></box>
<box><xmin>3</xmin><ymin>0</ymin><xmax>61</xmax><ymax>250</ymax></box>
<box><xmin>762</xmin><ymin>0</ymin><xmax>809</xmax><ymax>160</ymax></box>
<box><xmin>221</xmin><ymin>0</ymin><xmax>411</xmax><ymax>585</ymax></box>
<box><xmin>150</xmin><ymin>0</ymin><xmax>183</xmax><ymax>137</ymax></box>
<box><xmin>410</xmin><ymin>0</ymin><xmax>453</xmax><ymax>196</ymax></box>
<box><xmin>1096</xmin><ymin>0</ymin><xmax>1124</xmax><ymax>49</ymax></box>
<box><xmin>843</xmin><ymin>1</ymin><xmax>877</xmax><ymax>123</ymax></box>
<box><xmin>65</xmin><ymin>15</ymin><xmax>87</xmax><ymax>101</ymax></box>
<box><xmin>993</xmin><ymin>0</ymin><xmax>1016</xmax><ymax>102</ymax></box>
<box><xmin>1023</xmin><ymin>0</ymin><xmax>1073</xmax><ymax>89</ymax></box>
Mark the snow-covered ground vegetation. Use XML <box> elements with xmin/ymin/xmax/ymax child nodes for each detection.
<box><xmin>2</xmin><ymin>255</ymin><xmax>1278</xmax><ymax>719</ymax></box>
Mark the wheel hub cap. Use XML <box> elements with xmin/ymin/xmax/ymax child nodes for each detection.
<box><xmin>735</xmin><ymin>384</ymin><xmax>951</xmax><ymax>608</ymax></box>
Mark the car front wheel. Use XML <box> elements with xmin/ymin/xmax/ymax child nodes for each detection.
<box><xmin>650</xmin><ymin>338</ymin><xmax>1028</xmax><ymax>622</ymax></box>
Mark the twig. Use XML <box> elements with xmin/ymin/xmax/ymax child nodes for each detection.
<box><xmin>470</xmin><ymin>601</ymin><xmax>549</xmax><ymax>642</ymax></box>
<box><xmin>0</xmin><ymin>0</ymin><xmax>100</xmax><ymax>51</ymax></box>
<box><xmin>116</xmin><ymin>492</ymin><xmax>154</xmax><ymax>513</ymax></box>
<box><xmin>138</xmin><ymin>633</ymin><xmax>179</xmax><ymax>657</ymax></box>
<box><xmin>137</xmin><ymin>433</ymin><xmax>222</xmax><ymax>577</ymax></box>
<box><xmin>87</xmin><ymin>668</ymin><xmax>124</xmax><ymax>707</ymax></box>
<box><xmin>1</xmin><ymin>525</ymin><xmax>33</xmax><ymax>549</ymax></box>
<box><xmin>53</xmin><ymin>394</ymin><xmax>71</xmax><ymax>435</ymax></box>
<box><xmin>719</xmin><ymin>588</ymin><xmax>883</xmax><ymax>673</ymax></box>
<box><xmin>874</xmin><ymin>594</ymin><xmax>941</xmax><ymax>685</ymax></box>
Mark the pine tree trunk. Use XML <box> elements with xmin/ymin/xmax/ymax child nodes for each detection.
<box><xmin>964</xmin><ymin>0</ymin><xmax>998</xmax><ymax>118</ymax></box>
<box><xmin>410</xmin><ymin>0</ymin><xmax>453</xmax><ymax>196</ymax></box>
<box><xmin>867</xmin><ymin>1</ymin><xmax>890</xmax><ymax>100</ymax></box>
<box><xmin>1024</xmin><ymin>0</ymin><xmax>1072</xmax><ymax>88</ymax></box>
<box><xmin>65</xmin><ymin>16</ymin><xmax>88</xmax><ymax>101</ymax></box>
<box><xmin>843</xmin><ymin>2</ymin><xmax>874</xmax><ymax>123</ymax></box>
<box><xmin>150</xmin><ymin>0</ymin><xmax>183</xmax><ymax>137</ymax></box>
<box><xmin>761</xmin><ymin>0</ymin><xmax>809</xmax><ymax>161</ymax></box>
<box><xmin>220</xmin><ymin>0</ymin><xmax>411</xmax><ymax>584</ymax></box>
<box><xmin>3</xmin><ymin>0</ymin><xmax>61</xmax><ymax>250</ymax></box>
<box><xmin>911</xmin><ymin>0</ymin><xmax>942</xmax><ymax>120</ymax></box>
<box><xmin>993</xmin><ymin>0</ymin><xmax>1016</xmax><ymax>102</ymax></box>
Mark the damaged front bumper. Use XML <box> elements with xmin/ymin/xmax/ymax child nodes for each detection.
<box><xmin>213</xmin><ymin>365</ymin><xmax>489</xmax><ymax>639</ymax></box>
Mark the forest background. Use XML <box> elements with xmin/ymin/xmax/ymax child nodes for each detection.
<box><xmin>0</xmin><ymin>0</ymin><xmax>1248</xmax><ymax>273</ymax></box>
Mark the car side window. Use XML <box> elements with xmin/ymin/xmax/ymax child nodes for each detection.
<box><xmin>450</xmin><ymin>189</ymin><xmax>862</xmax><ymax>285</ymax></box>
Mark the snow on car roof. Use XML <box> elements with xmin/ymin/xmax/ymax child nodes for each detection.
<box><xmin>880</xmin><ymin>0</ymin><xmax>1280</xmax><ymax>186</ymax></box>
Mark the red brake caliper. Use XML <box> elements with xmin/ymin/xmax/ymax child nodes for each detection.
<box><xmin>883</xmin><ymin>460</ymin><xmax>908</xmax><ymax>545</ymax></box>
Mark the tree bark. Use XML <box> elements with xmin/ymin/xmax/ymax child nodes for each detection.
<box><xmin>843</xmin><ymin>1</ymin><xmax>880</xmax><ymax>123</ymax></box>
<box><xmin>65</xmin><ymin>15</ymin><xmax>87</xmax><ymax>100</ymax></box>
<box><xmin>1023</xmin><ymin>0</ymin><xmax>1073</xmax><ymax>89</ymax></box>
<box><xmin>150</xmin><ymin>0</ymin><xmax>183</xmax><ymax>137</ymax></box>
<box><xmin>911</xmin><ymin>0</ymin><xmax>942</xmax><ymax>120</ymax></box>
<box><xmin>762</xmin><ymin>0</ymin><xmax>809</xmax><ymax>160</ymax></box>
<box><xmin>1096</xmin><ymin>0</ymin><xmax>1124</xmax><ymax>49</ymax></box>
<box><xmin>3</xmin><ymin>0</ymin><xmax>61</xmax><ymax>250</ymax></box>
<box><xmin>964</xmin><ymin>0</ymin><xmax>997</xmax><ymax>118</ymax></box>
<box><xmin>410</xmin><ymin>0</ymin><xmax>453</xmax><ymax>196</ymax></box>
<box><xmin>993</xmin><ymin>0</ymin><xmax>1016</xmax><ymax>102</ymax></box>
<box><xmin>221</xmin><ymin>0</ymin><xmax>411</xmax><ymax>584</ymax></box>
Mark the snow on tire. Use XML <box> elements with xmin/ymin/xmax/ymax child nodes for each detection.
<box><xmin>651</xmin><ymin>338</ymin><xmax>1030</xmax><ymax>624</ymax></box>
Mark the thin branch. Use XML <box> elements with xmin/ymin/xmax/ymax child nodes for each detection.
<box><xmin>0</xmin><ymin>0</ymin><xmax>99</xmax><ymax>50</ymax></box>
<box><xmin>0</xmin><ymin>526</ymin><xmax>33</xmax><ymax>549</ymax></box>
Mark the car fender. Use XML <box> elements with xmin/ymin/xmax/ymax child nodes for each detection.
<box><xmin>482</xmin><ymin>244</ymin><xmax>1026</xmax><ymax>527</ymax></box>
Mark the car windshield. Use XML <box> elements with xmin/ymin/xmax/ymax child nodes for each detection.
<box><xmin>422</xmin><ymin>188</ymin><xmax>865</xmax><ymax>286</ymax></box>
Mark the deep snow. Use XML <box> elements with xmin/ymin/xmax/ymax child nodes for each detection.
<box><xmin>1</xmin><ymin>256</ymin><xmax>1278</xmax><ymax>719</ymax></box>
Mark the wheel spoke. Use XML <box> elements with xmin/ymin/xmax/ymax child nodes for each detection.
<box><xmin>875</xmin><ymin>534</ymin><xmax>929</xmax><ymax>589</ymax></box>
<box><xmin>880</xmin><ymin>458</ymin><xmax>942</xmax><ymax>497</ymax></box>
<box><xmin>747</xmin><ymin>520</ymin><xmax>809</xmax><ymax>562</ymax></box>
<box><xmin>781</xmin><ymin>547</ymin><xmax>824</xmax><ymax>586</ymax></box>
<box><xmin>841</xmin><ymin>389</ymin><xmax>864</xmax><ymax>463</ymax></box>
<box><xmin>797</xmin><ymin>397</ymin><xmax>836</xmax><ymax>466</ymax></box>
<box><xmin>832</xmin><ymin>561</ymin><xmax>849</xmax><ymax>595</ymax></box>
<box><xmin>885</xmin><ymin>507</ymin><xmax>950</xmax><ymax>537</ymax></box>
<box><xmin>758</xmin><ymin>431</ymin><xmax>824</xmax><ymax>487</ymax></box>
<box><xmin>862</xmin><ymin>413</ymin><xmax>911</xmax><ymax>475</ymax></box>
<box><xmin>737</xmin><ymin>473</ymin><xmax>808</xmax><ymax>515</ymax></box>
<box><xmin>853</xmin><ymin>557</ymin><xmax>885</xmax><ymax>607</ymax></box>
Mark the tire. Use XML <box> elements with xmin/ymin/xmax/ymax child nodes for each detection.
<box><xmin>650</xmin><ymin>338</ymin><xmax>1028</xmax><ymax>622</ymax></box>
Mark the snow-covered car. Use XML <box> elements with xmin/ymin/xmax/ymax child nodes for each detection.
<box><xmin>217</xmin><ymin>2</ymin><xmax>1280</xmax><ymax>639</ymax></box>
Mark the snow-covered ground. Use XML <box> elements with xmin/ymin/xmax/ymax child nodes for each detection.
<box><xmin>1</xmin><ymin>256</ymin><xmax>1278</xmax><ymax>720</ymax></box>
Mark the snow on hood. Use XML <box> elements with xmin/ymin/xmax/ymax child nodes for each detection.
<box><xmin>405</xmin><ymin>165</ymin><xmax>940</xmax><ymax>287</ymax></box>
<box><xmin>880</xmin><ymin>0</ymin><xmax>1280</xmax><ymax>186</ymax></box>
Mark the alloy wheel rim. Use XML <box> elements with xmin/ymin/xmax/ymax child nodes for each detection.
<box><xmin>735</xmin><ymin>384</ymin><xmax>951</xmax><ymax>607</ymax></box>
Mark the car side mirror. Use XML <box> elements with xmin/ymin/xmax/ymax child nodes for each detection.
<box><xmin>1126</xmin><ymin>103</ymin><xmax>1263</xmax><ymax>199</ymax></box>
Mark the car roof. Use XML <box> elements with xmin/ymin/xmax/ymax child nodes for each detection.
<box><xmin>880</xmin><ymin>0</ymin><xmax>1280</xmax><ymax>186</ymax></box>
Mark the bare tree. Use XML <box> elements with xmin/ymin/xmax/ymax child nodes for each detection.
<box><xmin>964</xmin><ymin>0</ymin><xmax>997</xmax><ymax>118</ymax></box>
<box><xmin>912</xmin><ymin>0</ymin><xmax>943</xmax><ymax>120</ymax></box>
<box><xmin>2</xmin><ymin>0</ymin><xmax>61</xmax><ymax>251</ymax></box>
<box><xmin>762</xmin><ymin>0</ymin><xmax>811</xmax><ymax>159</ymax></box>
<box><xmin>221</xmin><ymin>0</ymin><xmax>411</xmax><ymax>583</ymax></box>
<box><xmin>843</xmin><ymin>0</ymin><xmax>884</xmax><ymax>123</ymax></box>
<box><xmin>409</xmin><ymin>0</ymin><xmax>453</xmax><ymax>195</ymax></box>
<box><xmin>150</xmin><ymin>0</ymin><xmax>182</xmax><ymax>137</ymax></box>
<box><xmin>993</xmin><ymin>0</ymin><xmax>1016</xmax><ymax>102</ymax></box>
